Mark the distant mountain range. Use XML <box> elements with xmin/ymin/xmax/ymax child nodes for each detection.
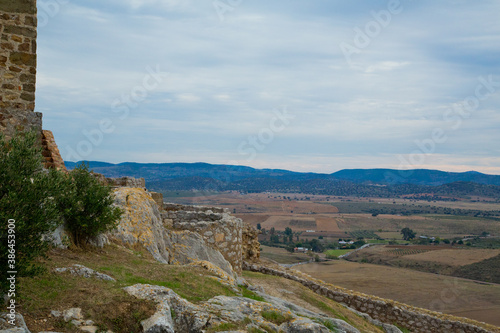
<box><xmin>65</xmin><ymin>161</ymin><xmax>500</xmax><ymax>199</ymax></box>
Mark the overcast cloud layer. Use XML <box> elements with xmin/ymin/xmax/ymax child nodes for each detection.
<box><xmin>36</xmin><ymin>0</ymin><xmax>500</xmax><ymax>174</ymax></box>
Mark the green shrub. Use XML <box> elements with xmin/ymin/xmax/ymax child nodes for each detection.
<box><xmin>57</xmin><ymin>163</ymin><xmax>122</xmax><ymax>246</ymax></box>
<box><xmin>0</xmin><ymin>132</ymin><xmax>65</xmax><ymax>294</ymax></box>
<box><xmin>261</xmin><ymin>310</ymin><xmax>293</xmax><ymax>325</ymax></box>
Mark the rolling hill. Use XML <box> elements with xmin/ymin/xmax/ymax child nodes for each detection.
<box><xmin>65</xmin><ymin>161</ymin><xmax>500</xmax><ymax>199</ymax></box>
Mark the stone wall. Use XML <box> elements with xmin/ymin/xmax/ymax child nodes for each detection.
<box><xmin>149</xmin><ymin>192</ymin><xmax>163</xmax><ymax>210</ymax></box>
<box><xmin>91</xmin><ymin>175</ymin><xmax>146</xmax><ymax>189</ymax></box>
<box><xmin>41</xmin><ymin>130</ymin><xmax>66</xmax><ymax>170</ymax></box>
<box><xmin>242</xmin><ymin>223</ymin><xmax>260</xmax><ymax>261</ymax></box>
<box><xmin>106</xmin><ymin>176</ymin><xmax>146</xmax><ymax>188</ymax></box>
<box><xmin>162</xmin><ymin>204</ymin><xmax>244</xmax><ymax>273</ymax></box>
<box><xmin>243</xmin><ymin>263</ymin><xmax>499</xmax><ymax>333</ymax></box>
<box><xmin>0</xmin><ymin>0</ymin><xmax>41</xmax><ymax>140</ymax></box>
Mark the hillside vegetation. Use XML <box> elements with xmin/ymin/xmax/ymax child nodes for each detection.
<box><xmin>19</xmin><ymin>245</ymin><xmax>385</xmax><ymax>333</ymax></box>
<box><xmin>65</xmin><ymin>161</ymin><xmax>500</xmax><ymax>200</ymax></box>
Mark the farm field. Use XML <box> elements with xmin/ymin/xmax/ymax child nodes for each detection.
<box><xmin>337</xmin><ymin>213</ymin><xmax>500</xmax><ymax>239</ymax></box>
<box><xmin>346</xmin><ymin>245</ymin><xmax>500</xmax><ymax>283</ymax></box>
<box><xmin>167</xmin><ymin>191</ymin><xmax>500</xmax><ymax>326</ymax></box>
<box><xmin>324</xmin><ymin>249</ymin><xmax>352</xmax><ymax>258</ymax></box>
<box><xmin>259</xmin><ymin>245</ymin><xmax>311</xmax><ymax>264</ymax></box>
<box><xmin>403</xmin><ymin>248</ymin><xmax>500</xmax><ymax>266</ymax></box>
<box><xmin>351</xmin><ymin>245</ymin><xmax>500</xmax><ymax>264</ymax></box>
<box><xmin>169</xmin><ymin>191</ymin><xmax>500</xmax><ymax>240</ymax></box>
<box><xmin>295</xmin><ymin>260</ymin><xmax>500</xmax><ymax>326</ymax></box>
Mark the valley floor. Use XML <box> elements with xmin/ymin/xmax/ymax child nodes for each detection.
<box><xmin>295</xmin><ymin>260</ymin><xmax>500</xmax><ymax>326</ymax></box>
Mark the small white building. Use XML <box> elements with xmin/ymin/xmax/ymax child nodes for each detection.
<box><xmin>295</xmin><ymin>247</ymin><xmax>309</xmax><ymax>253</ymax></box>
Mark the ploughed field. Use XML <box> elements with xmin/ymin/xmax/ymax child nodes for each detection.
<box><xmin>170</xmin><ymin>192</ymin><xmax>500</xmax><ymax>326</ymax></box>
<box><xmin>295</xmin><ymin>260</ymin><xmax>500</xmax><ymax>327</ymax></box>
<box><xmin>177</xmin><ymin>192</ymin><xmax>500</xmax><ymax>240</ymax></box>
<box><xmin>346</xmin><ymin>245</ymin><xmax>500</xmax><ymax>283</ymax></box>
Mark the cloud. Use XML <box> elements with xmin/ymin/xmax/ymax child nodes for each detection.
<box><xmin>37</xmin><ymin>1</ymin><xmax>500</xmax><ymax>174</ymax></box>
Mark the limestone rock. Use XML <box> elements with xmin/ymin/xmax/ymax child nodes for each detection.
<box><xmin>54</xmin><ymin>264</ymin><xmax>115</xmax><ymax>281</ymax></box>
<box><xmin>125</xmin><ymin>284</ymin><xmax>358</xmax><ymax>333</ymax></box>
<box><xmin>0</xmin><ymin>312</ymin><xmax>30</xmax><ymax>333</ymax></box>
<box><xmin>164</xmin><ymin>203</ymin><xmax>247</xmax><ymax>273</ymax></box>
<box><xmin>278</xmin><ymin>317</ymin><xmax>331</xmax><ymax>332</ymax></box>
<box><xmin>251</xmin><ymin>291</ymin><xmax>360</xmax><ymax>333</ymax></box>
<box><xmin>166</xmin><ymin>231</ymin><xmax>234</xmax><ymax>276</ymax></box>
<box><xmin>43</xmin><ymin>224</ymin><xmax>71</xmax><ymax>249</ymax></box>
<box><xmin>109</xmin><ymin>188</ymin><xmax>170</xmax><ymax>264</ymax></box>
<box><xmin>110</xmin><ymin>188</ymin><xmax>236</xmax><ymax>277</ymax></box>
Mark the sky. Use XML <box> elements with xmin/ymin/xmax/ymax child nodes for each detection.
<box><xmin>36</xmin><ymin>0</ymin><xmax>500</xmax><ymax>174</ymax></box>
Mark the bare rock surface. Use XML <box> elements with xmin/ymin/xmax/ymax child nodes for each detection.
<box><xmin>0</xmin><ymin>312</ymin><xmax>30</xmax><ymax>333</ymax></box>
<box><xmin>54</xmin><ymin>264</ymin><xmax>115</xmax><ymax>281</ymax></box>
<box><xmin>124</xmin><ymin>283</ymin><xmax>360</xmax><ymax>333</ymax></box>
<box><xmin>109</xmin><ymin>188</ymin><xmax>236</xmax><ymax>277</ymax></box>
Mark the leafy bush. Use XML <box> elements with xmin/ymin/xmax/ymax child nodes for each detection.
<box><xmin>0</xmin><ymin>132</ymin><xmax>65</xmax><ymax>294</ymax></box>
<box><xmin>0</xmin><ymin>133</ymin><xmax>123</xmax><ymax>296</ymax></box>
<box><xmin>57</xmin><ymin>163</ymin><xmax>122</xmax><ymax>246</ymax></box>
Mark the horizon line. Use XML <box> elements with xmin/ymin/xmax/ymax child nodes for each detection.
<box><xmin>63</xmin><ymin>160</ymin><xmax>499</xmax><ymax>177</ymax></box>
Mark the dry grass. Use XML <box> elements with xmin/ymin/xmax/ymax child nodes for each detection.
<box><xmin>18</xmin><ymin>244</ymin><xmax>238</xmax><ymax>332</ymax></box>
<box><xmin>403</xmin><ymin>249</ymin><xmax>500</xmax><ymax>266</ymax></box>
<box><xmin>184</xmin><ymin>192</ymin><xmax>500</xmax><ymax>238</ymax></box>
<box><xmin>295</xmin><ymin>260</ymin><xmax>500</xmax><ymax>327</ymax></box>
<box><xmin>260</xmin><ymin>245</ymin><xmax>311</xmax><ymax>264</ymax></box>
<box><xmin>242</xmin><ymin>270</ymin><xmax>385</xmax><ymax>333</ymax></box>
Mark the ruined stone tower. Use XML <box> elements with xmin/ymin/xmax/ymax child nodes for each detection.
<box><xmin>1</xmin><ymin>0</ymin><xmax>66</xmax><ymax>170</ymax></box>
<box><xmin>0</xmin><ymin>0</ymin><xmax>40</xmax><ymax>139</ymax></box>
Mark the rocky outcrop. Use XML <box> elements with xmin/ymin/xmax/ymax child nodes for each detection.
<box><xmin>109</xmin><ymin>187</ymin><xmax>170</xmax><ymax>264</ymax></box>
<box><xmin>124</xmin><ymin>283</ymin><xmax>360</xmax><ymax>333</ymax></box>
<box><xmin>50</xmin><ymin>308</ymin><xmax>97</xmax><ymax>333</ymax></box>
<box><xmin>0</xmin><ymin>312</ymin><xmax>30</xmax><ymax>333</ymax></box>
<box><xmin>166</xmin><ymin>231</ymin><xmax>234</xmax><ymax>277</ymax></box>
<box><xmin>108</xmin><ymin>188</ymin><xmax>236</xmax><ymax>277</ymax></box>
<box><xmin>163</xmin><ymin>204</ymin><xmax>247</xmax><ymax>273</ymax></box>
<box><xmin>54</xmin><ymin>264</ymin><xmax>115</xmax><ymax>282</ymax></box>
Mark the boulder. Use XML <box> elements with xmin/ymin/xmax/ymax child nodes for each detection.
<box><xmin>165</xmin><ymin>231</ymin><xmax>234</xmax><ymax>276</ymax></box>
<box><xmin>109</xmin><ymin>188</ymin><xmax>170</xmax><ymax>264</ymax></box>
<box><xmin>0</xmin><ymin>312</ymin><xmax>30</xmax><ymax>333</ymax></box>
<box><xmin>278</xmin><ymin>318</ymin><xmax>331</xmax><ymax>333</ymax></box>
<box><xmin>54</xmin><ymin>264</ymin><xmax>115</xmax><ymax>282</ymax></box>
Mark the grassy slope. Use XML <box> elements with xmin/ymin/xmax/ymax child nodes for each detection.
<box><xmin>19</xmin><ymin>244</ymin><xmax>238</xmax><ymax>332</ymax></box>
<box><xmin>243</xmin><ymin>271</ymin><xmax>384</xmax><ymax>333</ymax></box>
<box><xmin>19</xmin><ymin>244</ymin><xmax>379</xmax><ymax>333</ymax></box>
